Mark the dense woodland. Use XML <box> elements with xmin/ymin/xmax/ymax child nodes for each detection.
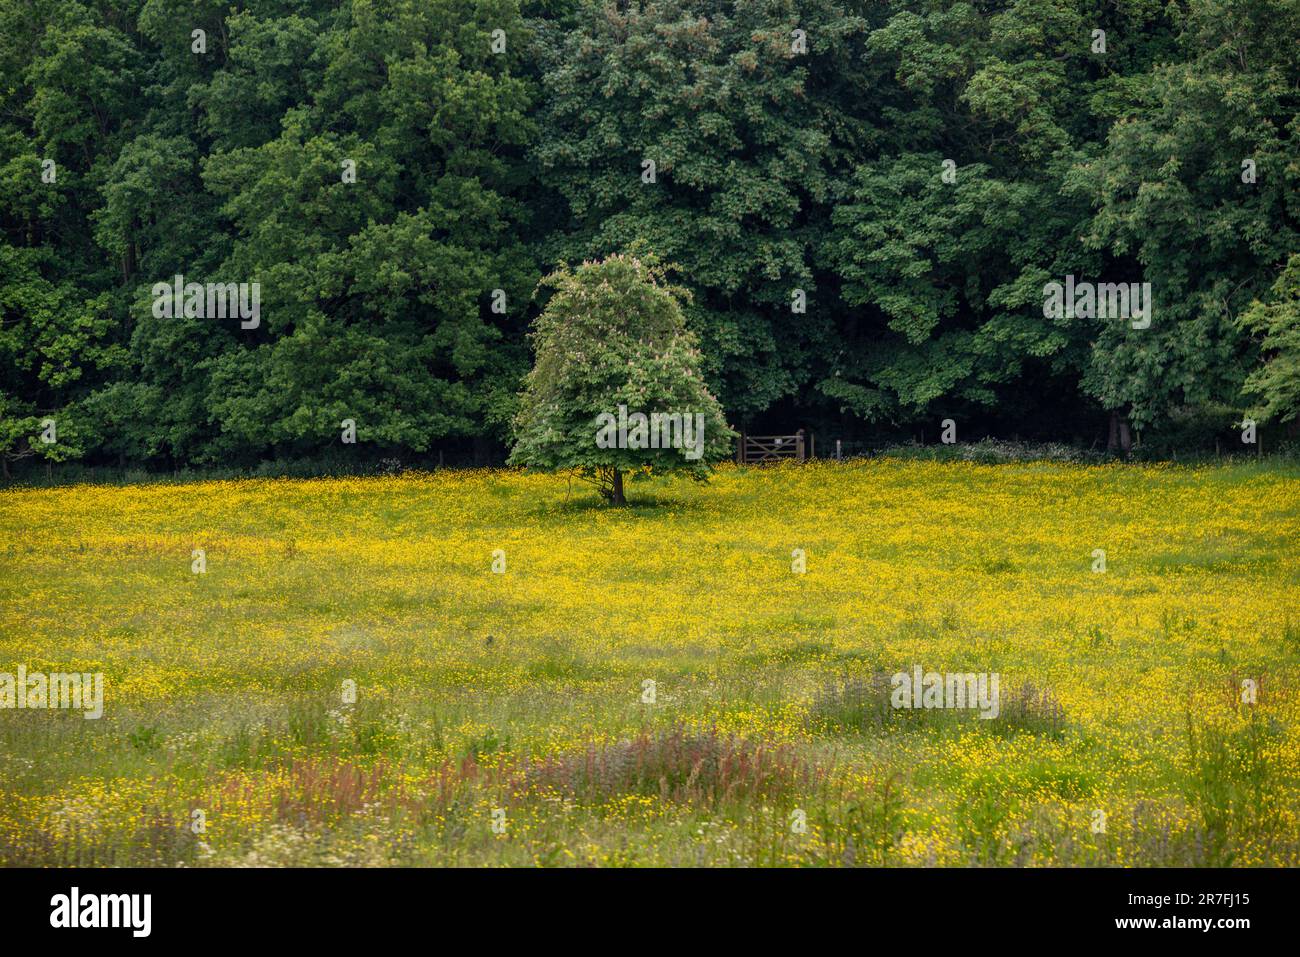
<box><xmin>2</xmin><ymin>0</ymin><xmax>1298</xmax><ymax>473</ymax></box>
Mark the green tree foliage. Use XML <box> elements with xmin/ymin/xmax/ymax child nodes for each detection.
<box><xmin>3</xmin><ymin>0</ymin><xmax>541</xmax><ymax>469</ymax></box>
<box><xmin>533</xmin><ymin>0</ymin><xmax>874</xmax><ymax>417</ymax></box>
<box><xmin>175</xmin><ymin>0</ymin><xmax>540</xmax><ymax>463</ymax></box>
<box><xmin>509</xmin><ymin>253</ymin><xmax>734</xmax><ymax>503</ymax></box>
<box><xmin>824</xmin><ymin>0</ymin><xmax>1109</xmax><ymax>426</ymax></box>
<box><xmin>1</xmin><ymin>0</ymin><xmax>1297</xmax><ymax>473</ymax></box>
<box><xmin>1240</xmin><ymin>254</ymin><xmax>1300</xmax><ymax>425</ymax></box>
<box><xmin>1067</xmin><ymin>0</ymin><xmax>1300</xmax><ymax>431</ymax></box>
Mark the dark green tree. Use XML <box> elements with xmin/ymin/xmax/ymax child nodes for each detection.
<box><xmin>533</xmin><ymin>0</ymin><xmax>875</xmax><ymax>420</ymax></box>
<box><xmin>1068</xmin><ymin>0</ymin><xmax>1300</xmax><ymax>437</ymax></box>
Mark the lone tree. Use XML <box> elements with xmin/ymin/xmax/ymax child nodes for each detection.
<box><xmin>509</xmin><ymin>253</ymin><xmax>734</xmax><ymax>505</ymax></box>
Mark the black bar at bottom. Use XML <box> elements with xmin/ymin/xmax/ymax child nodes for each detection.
<box><xmin>0</xmin><ymin>866</ymin><xmax>1287</xmax><ymax>943</ymax></box>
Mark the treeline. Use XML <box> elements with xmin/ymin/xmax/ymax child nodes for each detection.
<box><xmin>2</xmin><ymin>0</ymin><xmax>1298</xmax><ymax>473</ymax></box>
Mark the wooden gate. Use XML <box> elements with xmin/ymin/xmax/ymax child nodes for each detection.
<box><xmin>736</xmin><ymin>430</ymin><xmax>807</xmax><ymax>464</ymax></box>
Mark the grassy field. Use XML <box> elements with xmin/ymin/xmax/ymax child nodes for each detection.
<box><xmin>1</xmin><ymin>459</ymin><xmax>1298</xmax><ymax>866</ymax></box>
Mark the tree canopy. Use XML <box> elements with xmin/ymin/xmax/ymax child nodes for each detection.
<box><xmin>2</xmin><ymin>0</ymin><xmax>1297</xmax><ymax>473</ymax></box>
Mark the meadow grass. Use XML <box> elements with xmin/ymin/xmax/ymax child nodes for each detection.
<box><xmin>1</xmin><ymin>458</ymin><xmax>1298</xmax><ymax>866</ymax></box>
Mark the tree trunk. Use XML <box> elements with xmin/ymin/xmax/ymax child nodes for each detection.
<box><xmin>1107</xmin><ymin>411</ymin><xmax>1120</xmax><ymax>452</ymax></box>
<box><xmin>610</xmin><ymin>467</ymin><xmax>625</xmax><ymax>506</ymax></box>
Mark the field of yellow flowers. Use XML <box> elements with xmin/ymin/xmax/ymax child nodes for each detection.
<box><xmin>1</xmin><ymin>459</ymin><xmax>1298</xmax><ymax>866</ymax></box>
